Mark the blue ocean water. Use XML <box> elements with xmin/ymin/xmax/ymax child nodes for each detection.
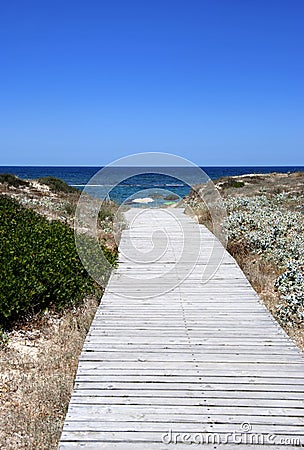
<box><xmin>1</xmin><ymin>166</ymin><xmax>303</xmax><ymax>205</ymax></box>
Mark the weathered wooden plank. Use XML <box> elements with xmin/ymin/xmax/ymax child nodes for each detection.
<box><xmin>61</xmin><ymin>421</ymin><xmax>304</xmax><ymax>433</ymax></box>
<box><xmin>74</xmin><ymin>375</ymin><xmax>304</xmax><ymax>384</ymax></box>
<box><xmin>75</xmin><ymin>375</ymin><xmax>304</xmax><ymax>390</ymax></box>
<box><xmin>61</xmin><ymin>412</ymin><xmax>304</xmax><ymax>426</ymax></box>
<box><xmin>70</xmin><ymin>387</ymin><xmax>304</xmax><ymax>398</ymax></box>
<box><xmin>69</xmin><ymin>396</ymin><xmax>304</xmax><ymax>408</ymax></box>
<box><xmin>79</xmin><ymin>353</ymin><xmax>302</xmax><ymax>363</ymax></box>
<box><xmin>82</xmin><ymin>346</ymin><xmax>298</xmax><ymax>354</ymax></box>
<box><xmin>76</xmin><ymin>369</ymin><xmax>304</xmax><ymax>377</ymax></box>
<box><xmin>59</xmin><ymin>429</ymin><xmax>304</xmax><ymax>442</ymax></box>
<box><xmin>65</xmin><ymin>403</ymin><xmax>304</xmax><ymax>418</ymax></box>
<box><xmin>58</xmin><ymin>443</ymin><xmax>302</xmax><ymax>450</ymax></box>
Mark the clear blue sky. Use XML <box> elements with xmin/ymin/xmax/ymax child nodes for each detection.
<box><xmin>0</xmin><ymin>0</ymin><xmax>303</xmax><ymax>166</ymax></box>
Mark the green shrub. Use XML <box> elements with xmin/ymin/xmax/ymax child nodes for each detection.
<box><xmin>222</xmin><ymin>178</ymin><xmax>245</xmax><ymax>189</ymax></box>
<box><xmin>0</xmin><ymin>326</ymin><xmax>8</xmax><ymax>347</ymax></box>
<box><xmin>37</xmin><ymin>176</ymin><xmax>78</xmax><ymax>194</ymax></box>
<box><xmin>0</xmin><ymin>196</ymin><xmax>101</xmax><ymax>325</ymax></box>
<box><xmin>0</xmin><ymin>173</ymin><xmax>29</xmax><ymax>188</ymax></box>
<box><xmin>164</xmin><ymin>194</ymin><xmax>179</xmax><ymax>200</ymax></box>
<box><xmin>63</xmin><ymin>201</ymin><xmax>76</xmax><ymax>217</ymax></box>
<box><xmin>101</xmin><ymin>243</ymin><xmax>118</xmax><ymax>267</ymax></box>
<box><xmin>98</xmin><ymin>202</ymin><xmax>117</xmax><ymax>223</ymax></box>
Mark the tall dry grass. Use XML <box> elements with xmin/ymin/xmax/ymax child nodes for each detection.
<box><xmin>0</xmin><ymin>296</ymin><xmax>99</xmax><ymax>450</ymax></box>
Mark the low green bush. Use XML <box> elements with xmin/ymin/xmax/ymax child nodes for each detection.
<box><xmin>101</xmin><ymin>243</ymin><xmax>118</xmax><ymax>267</ymax></box>
<box><xmin>37</xmin><ymin>176</ymin><xmax>78</xmax><ymax>194</ymax></box>
<box><xmin>63</xmin><ymin>201</ymin><xmax>77</xmax><ymax>216</ymax></box>
<box><xmin>0</xmin><ymin>196</ymin><xmax>111</xmax><ymax>325</ymax></box>
<box><xmin>222</xmin><ymin>178</ymin><xmax>245</xmax><ymax>188</ymax></box>
<box><xmin>0</xmin><ymin>173</ymin><xmax>29</xmax><ymax>188</ymax></box>
<box><xmin>98</xmin><ymin>202</ymin><xmax>116</xmax><ymax>222</ymax></box>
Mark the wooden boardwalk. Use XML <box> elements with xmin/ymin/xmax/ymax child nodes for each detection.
<box><xmin>59</xmin><ymin>208</ymin><xmax>304</xmax><ymax>449</ymax></box>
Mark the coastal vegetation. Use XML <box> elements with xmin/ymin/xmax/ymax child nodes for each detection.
<box><xmin>37</xmin><ymin>176</ymin><xmax>79</xmax><ymax>194</ymax></box>
<box><xmin>186</xmin><ymin>172</ymin><xmax>304</xmax><ymax>348</ymax></box>
<box><xmin>0</xmin><ymin>196</ymin><xmax>97</xmax><ymax>324</ymax></box>
<box><xmin>0</xmin><ymin>175</ymin><xmax>118</xmax><ymax>449</ymax></box>
<box><xmin>0</xmin><ymin>173</ymin><xmax>30</xmax><ymax>188</ymax></box>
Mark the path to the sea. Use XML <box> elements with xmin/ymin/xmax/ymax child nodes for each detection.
<box><xmin>59</xmin><ymin>207</ymin><xmax>304</xmax><ymax>449</ymax></box>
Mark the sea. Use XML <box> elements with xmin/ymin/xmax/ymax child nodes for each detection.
<box><xmin>1</xmin><ymin>166</ymin><xmax>303</xmax><ymax>206</ymax></box>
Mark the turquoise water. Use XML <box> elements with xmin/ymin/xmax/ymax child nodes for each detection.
<box><xmin>1</xmin><ymin>165</ymin><xmax>303</xmax><ymax>205</ymax></box>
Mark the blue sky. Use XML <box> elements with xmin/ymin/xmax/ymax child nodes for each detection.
<box><xmin>0</xmin><ymin>0</ymin><xmax>303</xmax><ymax>166</ymax></box>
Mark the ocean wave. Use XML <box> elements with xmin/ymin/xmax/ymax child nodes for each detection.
<box><xmin>71</xmin><ymin>182</ymin><xmax>187</xmax><ymax>188</ymax></box>
<box><xmin>122</xmin><ymin>183</ymin><xmax>186</xmax><ymax>187</ymax></box>
<box><xmin>71</xmin><ymin>184</ymin><xmax>113</xmax><ymax>187</ymax></box>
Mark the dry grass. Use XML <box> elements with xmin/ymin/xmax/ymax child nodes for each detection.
<box><xmin>0</xmin><ymin>295</ymin><xmax>99</xmax><ymax>449</ymax></box>
<box><xmin>215</xmin><ymin>171</ymin><xmax>304</xmax><ymax>198</ymax></box>
<box><xmin>227</xmin><ymin>240</ymin><xmax>281</xmax><ymax>314</ymax></box>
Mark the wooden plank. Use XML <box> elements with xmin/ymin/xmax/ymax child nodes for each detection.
<box><xmin>74</xmin><ymin>375</ymin><xmax>304</xmax><ymax>384</ymax></box>
<box><xmin>76</xmin><ymin>369</ymin><xmax>304</xmax><ymax>378</ymax></box>
<box><xmin>59</xmin><ymin>430</ymin><xmax>304</xmax><ymax>442</ymax></box>
<box><xmin>79</xmin><ymin>353</ymin><xmax>302</xmax><ymax>363</ymax></box>
<box><xmin>61</xmin><ymin>412</ymin><xmax>304</xmax><ymax>426</ymax></box>
<box><xmin>81</xmin><ymin>344</ymin><xmax>301</xmax><ymax>352</ymax></box>
<box><xmin>69</xmin><ymin>396</ymin><xmax>304</xmax><ymax>408</ymax></box>
<box><xmin>65</xmin><ymin>403</ymin><xmax>304</xmax><ymax>418</ymax></box>
<box><xmin>71</xmin><ymin>387</ymin><xmax>304</xmax><ymax>397</ymax></box>
<box><xmin>61</xmin><ymin>421</ymin><xmax>304</xmax><ymax>433</ymax></box>
<box><xmin>58</xmin><ymin>443</ymin><xmax>303</xmax><ymax>450</ymax></box>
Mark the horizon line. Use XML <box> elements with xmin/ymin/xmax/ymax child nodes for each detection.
<box><xmin>0</xmin><ymin>164</ymin><xmax>303</xmax><ymax>168</ymax></box>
